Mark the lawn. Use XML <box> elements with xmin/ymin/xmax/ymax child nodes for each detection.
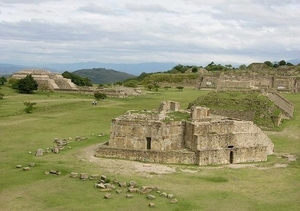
<box><xmin>0</xmin><ymin>86</ymin><xmax>299</xmax><ymax>211</ymax></box>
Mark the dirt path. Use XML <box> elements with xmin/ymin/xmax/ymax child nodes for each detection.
<box><xmin>77</xmin><ymin>144</ymin><xmax>176</xmax><ymax>177</ymax></box>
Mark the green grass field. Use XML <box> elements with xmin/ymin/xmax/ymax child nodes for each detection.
<box><xmin>0</xmin><ymin>86</ymin><xmax>299</xmax><ymax>211</ymax></box>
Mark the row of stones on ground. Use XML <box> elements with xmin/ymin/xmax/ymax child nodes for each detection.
<box><xmin>16</xmin><ymin>164</ymin><xmax>62</xmax><ymax>175</ymax></box>
<box><xmin>70</xmin><ymin>172</ymin><xmax>179</xmax><ymax>206</ymax></box>
<box><xmin>33</xmin><ymin>134</ymin><xmax>105</xmax><ymax>156</ymax></box>
<box><xmin>32</xmin><ymin>136</ymin><xmax>89</xmax><ymax>156</ymax></box>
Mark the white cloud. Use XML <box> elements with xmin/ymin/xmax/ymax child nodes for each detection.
<box><xmin>0</xmin><ymin>0</ymin><xmax>299</xmax><ymax>66</ymax></box>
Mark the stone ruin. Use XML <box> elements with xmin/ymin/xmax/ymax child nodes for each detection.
<box><xmin>11</xmin><ymin>69</ymin><xmax>78</xmax><ymax>91</ymax></box>
<box><xmin>96</xmin><ymin>101</ymin><xmax>274</xmax><ymax>165</ymax></box>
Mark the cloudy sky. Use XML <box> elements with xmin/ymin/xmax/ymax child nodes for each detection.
<box><xmin>0</xmin><ymin>0</ymin><xmax>299</xmax><ymax>66</ymax></box>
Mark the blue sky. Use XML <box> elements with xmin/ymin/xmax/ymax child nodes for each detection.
<box><xmin>0</xmin><ymin>0</ymin><xmax>299</xmax><ymax>66</ymax></box>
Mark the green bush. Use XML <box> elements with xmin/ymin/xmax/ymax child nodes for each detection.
<box><xmin>94</xmin><ymin>92</ymin><xmax>106</xmax><ymax>100</ymax></box>
<box><xmin>24</xmin><ymin>101</ymin><xmax>37</xmax><ymax>113</ymax></box>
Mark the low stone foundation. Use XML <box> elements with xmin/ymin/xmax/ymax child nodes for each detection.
<box><xmin>96</xmin><ymin>145</ymin><xmax>268</xmax><ymax>166</ymax></box>
<box><xmin>96</xmin><ymin>145</ymin><xmax>196</xmax><ymax>165</ymax></box>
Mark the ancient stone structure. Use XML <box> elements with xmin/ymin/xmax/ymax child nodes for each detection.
<box><xmin>96</xmin><ymin>101</ymin><xmax>274</xmax><ymax>165</ymax></box>
<box><xmin>11</xmin><ymin>69</ymin><xmax>78</xmax><ymax>91</ymax></box>
<box><xmin>197</xmin><ymin>74</ymin><xmax>300</xmax><ymax>93</ymax></box>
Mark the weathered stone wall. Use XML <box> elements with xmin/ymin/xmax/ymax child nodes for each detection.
<box><xmin>198</xmin><ymin>146</ymin><xmax>268</xmax><ymax>165</ymax></box>
<box><xmin>184</xmin><ymin>120</ymin><xmax>274</xmax><ymax>155</ymax></box>
<box><xmin>200</xmin><ymin>76</ymin><xmax>219</xmax><ymax>88</ymax></box>
<box><xmin>96</xmin><ymin>146</ymin><xmax>196</xmax><ymax>164</ymax></box>
<box><xmin>109</xmin><ymin>119</ymin><xmax>184</xmax><ymax>151</ymax></box>
<box><xmin>191</xmin><ymin>107</ymin><xmax>210</xmax><ymax>121</ymax></box>
<box><xmin>197</xmin><ymin>75</ymin><xmax>298</xmax><ymax>93</ymax></box>
<box><xmin>158</xmin><ymin>101</ymin><xmax>180</xmax><ymax>113</ymax></box>
<box><xmin>196</xmin><ymin>134</ymin><xmax>234</xmax><ymax>150</ymax></box>
<box><xmin>210</xmin><ymin>110</ymin><xmax>255</xmax><ymax>121</ymax></box>
<box><xmin>218</xmin><ymin>80</ymin><xmax>251</xmax><ymax>89</ymax></box>
<box><xmin>183</xmin><ymin>121</ymin><xmax>198</xmax><ymax>151</ymax></box>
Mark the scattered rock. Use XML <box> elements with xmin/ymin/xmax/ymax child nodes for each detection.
<box><xmin>95</xmin><ymin>183</ymin><xmax>106</xmax><ymax>189</ymax></box>
<box><xmin>167</xmin><ymin>194</ymin><xmax>174</xmax><ymax>199</ymax></box>
<box><xmin>148</xmin><ymin>202</ymin><xmax>155</xmax><ymax>207</ymax></box>
<box><xmin>89</xmin><ymin>174</ymin><xmax>99</xmax><ymax>180</ymax></box>
<box><xmin>160</xmin><ymin>192</ymin><xmax>167</xmax><ymax>197</ymax></box>
<box><xmin>29</xmin><ymin>162</ymin><xmax>35</xmax><ymax>167</ymax></box>
<box><xmin>35</xmin><ymin>148</ymin><xmax>44</xmax><ymax>156</ymax></box>
<box><xmin>147</xmin><ymin>195</ymin><xmax>156</xmax><ymax>200</ymax></box>
<box><xmin>52</xmin><ymin>146</ymin><xmax>59</xmax><ymax>154</ymax></box>
<box><xmin>44</xmin><ymin>171</ymin><xmax>50</xmax><ymax>175</ymax></box>
<box><xmin>119</xmin><ymin>181</ymin><xmax>127</xmax><ymax>187</ymax></box>
<box><xmin>128</xmin><ymin>187</ymin><xmax>138</xmax><ymax>193</ymax></box>
<box><xmin>70</xmin><ymin>172</ymin><xmax>79</xmax><ymax>178</ymax></box>
<box><xmin>100</xmin><ymin>188</ymin><xmax>112</xmax><ymax>192</ymax></box>
<box><xmin>126</xmin><ymin>194</ymin><xmax>133</xmax><ymax>198</ymax></box>
<box><xmin>129</xmin><ymin>181</ymin><xmax>138</xmax><ymax>188</ymax></box>
<box><xmin>16</xmin><ymin>165</ymin><xmax>22</xmax><ymax>168</ymax></box>
<box><xmin>100</xmin><ymin>175</ymin><xmax>107</xmax><ymax>181</ymax></box>
<box><xmin>116</xmin><ymin>190</ymin><xmax>123</xmax><ymax>194</ymax></box>
<box><xmin>104</xmin><ymin>193</ymin><xmax>112</xmax><ymax>199</ymax></box>
<box><xmin>23</xmin><ymin>167</ymin><xmax>30</xmax><ymax>171</ymax></box>
<box><xmin>80</xmin><ymin>173</ymin><xmax>89</xmax><ymax>180</ymax></box>
<box><xmin>170</xmin><ymin>198</ymin><xmax>178</xmax><ymax>204</ymax></box>
<box><xmin>282</xmin><ymin>154</ymin><xmax>297</xmax><ymax>162</ymax></box>
<box><xmin>139</xmin><ymin>186</ymin><xmax>154</xmax><ymax>194</ymax></box>
<box><xmin>49</xmin><ymin>170</ymin><xmax>61</xmax><ymax>175</ymax></box>
<box><xmin>105</xmin><ymin>183</ymin><xmax>115</xmax><ymax>190</ymax></box>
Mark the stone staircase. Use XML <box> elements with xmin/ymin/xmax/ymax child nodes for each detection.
<box><xmin>265</xmin><ymin>92</ymin><xmax>294</xmax><ymax>118</ymax></box>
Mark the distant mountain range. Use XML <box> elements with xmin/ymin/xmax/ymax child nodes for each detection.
<box><xmin>72</xmin><ymin>68</ymin><xmax>136</xmax><ymax>84</ymax></box>
<box><xmin>0</xmin><ymin>62</ymin><xmax>176</xmax><ymax>76</ymax></box>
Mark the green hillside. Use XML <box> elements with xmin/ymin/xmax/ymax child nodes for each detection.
<box><xmin>73</xmin><ymin>68</ymin><xmax>136</xmax><ymax>84</ymax></box>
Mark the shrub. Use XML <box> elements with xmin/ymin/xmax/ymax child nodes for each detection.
<box><xmin>94</xmin><ymin>92</ymin><xmax>107</xmax><ymax>100</ymax></box>
<box><xmin>24</xmin><ymin>101</ymin><xmax>36</xmax><ymax>113</ymax></box>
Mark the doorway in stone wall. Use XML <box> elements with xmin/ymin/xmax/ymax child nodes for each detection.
<box><xmin>146</xmin><ymin>137</ymin><xmax>151</xmax><ymax>150</ymax></box>
<box><xmin>229</xmin><ymin>151</ymin><xmax>234</xmax><ymax>164</ymax></box>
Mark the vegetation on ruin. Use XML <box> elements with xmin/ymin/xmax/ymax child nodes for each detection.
<box><xmin>0</xmin><ymin>84</ymin><xmax>299</xmax><ymax>211</ymax></box>
<box><xmin>62</xmin><ymin>71</ymin><xmax>93</xmax><ymax>86</ymax></box>
<box><xmin>188</xmin><ymin>91</ymin><xmax>282</xmax><ymax>129</ymax></box>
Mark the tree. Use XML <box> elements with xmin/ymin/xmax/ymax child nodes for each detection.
<box><xmin>225</xmin><ymin>64</ymin><xmax>232</xmax><ymax>69</ymax></box>
<box><xmin>18</xmin><ymin>74</ymin><xmax>38</xmax><ymax>94</ymax></box>
<box><xmin>0</xmin><ymin>76</ymin><xmax>7</xmax><ymax>85</ymax></box>
<box><xmin>239</xmin><ymin>64</ymin><xmax>247</xmax><ymax>70</ymax></box>
<box><xmin>191</xmin><ymin>66</ymin><xmax>198</xmax><ymax>73</ymax></box>
<box><xmin>94</xmin><ymin>92</ymin><xmax>106</xmax><ymax>100</ymax></box>
<box><xmin>264</xmin><ymin>61</ymin><xmax>273</xmax><ymax>68</ymax></box>
<box><xmin>279</xmin><ymin>60</ymin><xmax>286</xmax><ymax>66</ymax></box>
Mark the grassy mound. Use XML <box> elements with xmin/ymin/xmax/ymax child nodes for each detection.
<box><xmin>188</xmin><ymin>91</ymin><xmax>282</xmax><ymax>129</ymax></box>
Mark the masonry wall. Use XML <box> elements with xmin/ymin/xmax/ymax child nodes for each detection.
<box><xmin>96</xmin><ymin>146</ymin><xmax>196</xmax><ymax>165</ymax></box>
<box><xmin>198</xmin><ymin>146</ymin><xmax>268</xmax><ymax>165</ymax></box>
<box><xmin>109</xmin><ymin>119</ymin><xmax>184</xmax><ymax>151</ymax></box>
